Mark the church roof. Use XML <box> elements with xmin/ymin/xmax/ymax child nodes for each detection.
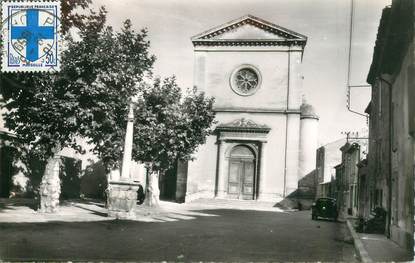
<box><xmin>300</xmin><ymin>101</ymin><xmax>319</xmax><ymax>120</ymax></box>
<box><xmin>191</xmin><ymin>14</ymin><xmax>307</xmax><ymax>47</ymax></box>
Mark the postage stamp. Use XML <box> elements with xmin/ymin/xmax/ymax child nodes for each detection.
<box><xmin>1</xmin><ymin>0</ymin><xmax>61</xmax><ymax>72</ymax></box>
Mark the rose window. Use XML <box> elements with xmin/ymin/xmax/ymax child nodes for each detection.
<box><xmin>235</xmin><ymin>68</ymin><xmax>258</xmax><ymax>93</ymax></box>
<box><xmin>230</xmin><ymin>65</ymin><xmax>261</xmax><ymax>96</ymax></box>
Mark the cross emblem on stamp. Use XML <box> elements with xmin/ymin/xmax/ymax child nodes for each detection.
<box><xmin>1</xmin><ymin>1</ymin><xmax>61</xmax><ymax>72</ymax></box>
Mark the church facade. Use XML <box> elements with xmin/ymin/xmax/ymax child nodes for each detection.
<box><xmin>182</xmin><ymin>15</ymin><xmax>319</xmax><ymax>202</ymax></box>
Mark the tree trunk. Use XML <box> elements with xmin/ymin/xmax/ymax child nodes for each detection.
<box><xmin>39</xmin><ymin>157</ymin><xmax>61</xmax><ymax>213</ymax></box>
<box><xmin>144</xmin><ymin>171</ymin><xmax>160</xmax><ymax>207</ymax></box>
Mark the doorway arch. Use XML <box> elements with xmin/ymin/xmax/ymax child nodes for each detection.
<box><xmin>227</xmin><ymin>145</ymin><xmax>256</xmax><ymax>200</ymax></box>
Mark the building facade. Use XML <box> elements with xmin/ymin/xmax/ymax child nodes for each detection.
<box><xmin>183</xmin><ymin>15</ymin><xmax>318</xmax><ymax>202</ymax></box>
<box><xmin>315</xmin><ymin>138</ymin><xmax>347</xmax><ymax>199</ymax></box>
<box><xmin>337</xmin><ymin>142</ymin><xmax>362</xmax><ymax>218</ymax></box>
<box><xmin>364</xmin><ymin>0</ymin><xmax>414</xmax><ymax>251</ymax></box>
<box><xmin>357</xmin><ymin>158</ymin><xmax>369</xmax><ymax>219</ymax></box>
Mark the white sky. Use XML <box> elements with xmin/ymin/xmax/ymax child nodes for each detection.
<box><xmin>93</xmin><ymin>0</ymin><xmax>391</xmax><ymax>144</ymax></box>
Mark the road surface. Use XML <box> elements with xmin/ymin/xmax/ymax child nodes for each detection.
<box><xmin>0</xmin><ymin>206</ymin><xmax>357</xmax><ymax>261</ymax></box>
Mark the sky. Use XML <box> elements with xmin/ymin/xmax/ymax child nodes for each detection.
<box><xmin>93</xmin><ymin>0</ymin><xmax>391</xmax><ymax>145</ymax></box>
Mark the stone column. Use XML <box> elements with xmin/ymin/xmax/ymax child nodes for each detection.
<box><xmin>107</xmin><ymin>102</ymin><xmax>140</xmax><ymax>219</ymax></box>
<box><xmin>121</xmin><ymin>103</ymin><xmax>134</xmax><ymax>180</ymax></box>
<box><xmin>257</xmin><ymin>141</ymin><xmax>267</xmax><ymax>201</ymax></box>
<box><xmin>216</xmin><ymin>140</ymin><xmax>226</xmax><ymax>198</ymax></box>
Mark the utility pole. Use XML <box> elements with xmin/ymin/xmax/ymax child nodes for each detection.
<box><xmin>346</xmin><ymin>0</ymin><xmax>371</xmax><ymax>118</ymax></box>
<box><xmin>341</xmin><ymin>131</ymin><xmax>368</xmax><ymax>142</ymax></box>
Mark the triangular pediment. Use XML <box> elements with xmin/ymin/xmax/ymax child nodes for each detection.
<box><xmin>215</xmin><ymin>118</ymin><xmax>270</xmax><ymax>133</ymax></box>
<box><xmin>208</xmin><ymin>23</ymin><xmax>286</xmax><ymax>40</ymax></box>
<box><xmin>192</xmin><ymin>15</ymin><xmax>307</xmax><ymax>46</ymax></box>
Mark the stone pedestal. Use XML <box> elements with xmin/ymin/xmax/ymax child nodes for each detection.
<box><xmin>107</xmin><ymin>181</ymin><xmax>140</xmax><ymax>219</ymax></box>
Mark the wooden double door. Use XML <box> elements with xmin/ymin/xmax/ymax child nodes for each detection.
<box><xmin>227</xmin><ymin>158</ymin><xmax>255</xmax><ymax>200</ymax></box>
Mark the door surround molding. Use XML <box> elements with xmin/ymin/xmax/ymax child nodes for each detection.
<box><xmin>214</xmin><ymin>118</ymin><xmax>270</xmax><ymax>199</ymax></box>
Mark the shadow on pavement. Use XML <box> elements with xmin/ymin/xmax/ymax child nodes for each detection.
<box><xmin>68</xmin><ymin>203</ymin><xmax>108</xmax><ymax>217</ymax></box>
<box><xmin>0</xmin><ymin>209</ymin><xmax>354</xmax><ymax>262</ymax></box>
<box><xmin>0</xmin><ymin>198</ymin><xmax>38</xmax><ymax>212</ymax></box>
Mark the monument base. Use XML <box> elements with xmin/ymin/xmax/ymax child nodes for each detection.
<box><xmin>107</xmin><ymin>181</ymin><xmax>140</xmax><ymax>220</ymax></box>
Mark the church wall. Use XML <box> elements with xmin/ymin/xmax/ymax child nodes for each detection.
<box><xmin>197</xmin><ymin>51</ymin><xmax>290</xmax><ymax>110</ymax></box>
<box><xmin>288</xmin><ymin>51</ymin><xmax>304</xmax><ymax>109</ymax></box>
<box><xmin>194</xmin><ymin>52</ymin><xmax>207</xmax><ymax>92</ymax></box>
<box><xmin>186</xmin><ymin>135</ymin><xmax>218</xmax><ymax>201</ymax></box>
<box><xmin>285</xmin><ymin>114</ymin><xmax>301</xmax><ymax>197</ymax></box>
<box><xmin>220</xmin><ymin>112</ymin><xmax>288</xmax><ymax>199</ymax></box>
<box><xmin>299</xmin><ymin>117</ymin><xmax>319</xmax><ymax>180</ymax></box>
<box><xmin>187</xmin><ymin>111</ymin><xmax>299</xmax><ymax>201</ymax></box>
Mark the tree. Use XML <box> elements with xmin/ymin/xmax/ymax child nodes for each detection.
<box><xmin>1</xmin><ymin>7</ymin><xmax>155</xmax><ymax>211</ymax></box>
<box><xmin>56</xmin><ymin>16</ymin><xmax>156</xmax><ymax>170</ymax></box>
<box><xmin>2</xmin><ymin>8</ymin><xmax>155</xmax><ymax>167</ymax></box>
<box><xmin>1</xmin><ymin>3</ymin><xmax>215</xmax><ymax>210</ymax></box>
<box><xmin>0</xmin><ymin>0</ymin><xmax>99</xmax><ymax>160</ymax></box>
<box><xmin>133</xmin><ymin>77</ymin><xmax>215</xmax><ymax>206</ymax></box>
<box><xmin>0</xmin><ymin>0</ymin><xmax>96</xmax><ymax>209</ymax></box>
<box><xmin>61</xmin><ymin>0</ymin><xmax>93</xmax><ymax>34</ymax></box>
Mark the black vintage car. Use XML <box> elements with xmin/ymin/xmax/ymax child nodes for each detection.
<box><xmin>311</xmin><ymin>198</ymin><xmax>338</xmax><ymax>221</ymax></box>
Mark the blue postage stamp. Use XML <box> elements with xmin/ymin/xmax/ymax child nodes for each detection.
<box><xmin>1</xmin><ymin>1</ymin><xmax>61</xmax><ymax>72</ymax></box>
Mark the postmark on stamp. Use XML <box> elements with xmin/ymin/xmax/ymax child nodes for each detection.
<box><xmin>1</xmin><ymin>0</ymin><xmax>61</xmax><ymax>72</ymax></box>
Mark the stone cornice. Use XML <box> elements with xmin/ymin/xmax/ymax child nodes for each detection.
<box><xmin>192</xmin><ymin>39</ymin><xmax>306</xmax><ymax>47</ymax></box>
<box><xmin>193</xmin><ymin>46</ymin><xmax>305</xmax><ymax>52</ymax></box>
<box><xmin>214</xmin><ymin>107</ymin><xmax>301</xmax><ymax>114</ymax></box>
<box><xmin>192</xmin><ymin>14</ymin><xmax>307</xmax><ymax>48</ymax></box>
<box><xmin>300</xmin><ymin>114</ymin><xmax>319</xmax><ymax>120</ymax></box>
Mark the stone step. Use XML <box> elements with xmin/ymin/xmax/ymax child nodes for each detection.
<box><xmin>187</xmin><ymin>198</ymin><xmax>280</xmax><ymax>210</ymax></box>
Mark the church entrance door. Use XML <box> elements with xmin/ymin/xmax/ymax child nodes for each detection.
<box><xmin>227</xmin><ymin>145</ymin><xmax>255</xmax><ymax>200</ymax></box>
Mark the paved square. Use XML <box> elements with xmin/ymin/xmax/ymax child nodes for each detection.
<box><xmin>0</xmin><ymin>199</ymin><xmax>357</xmax><ymax>262</ymax></box>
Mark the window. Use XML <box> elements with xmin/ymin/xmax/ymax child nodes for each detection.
<box><xmin>230</xmin><ymin>65</ymin><xmax>261</xmax><ymax>96</ymax></box>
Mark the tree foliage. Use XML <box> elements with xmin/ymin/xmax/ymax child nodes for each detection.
<box><xmin>1</xmin><ymin>8</ymin><xmax>155</xmax><ymax>172</ymax></box>
<box><xmin>0</xmin><ymin>0</ymin><xmax>95</xmax><ymax>162</ymax></box>
<box><xmin>1</xmin><ymin>4</ymin><xmax>216</xmax><ymax>179</ymax></box>
<box><xmin>61</xmin><ymin>0</ymin><xmax>93</xmax><ymax>34</ymax></box>
<box><xmin>133</xmin><ymin>77</ymin><xmax>215</xmax><ymax>173</ymax></box>
<box><xmin>56</xmin><ymin>15</ymin><xmax>156</xmax><ymax>170</ymax></box>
